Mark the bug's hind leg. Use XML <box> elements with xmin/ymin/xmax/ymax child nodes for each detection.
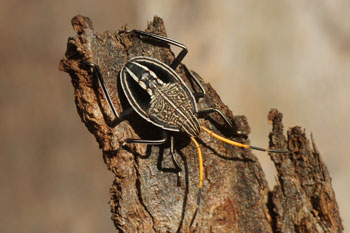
<box><xmin>197</xmin><ymin>108</ymin><xmax>246</xmax><ymax>137</ymax></box>
<box><xmin>133</xmin><ymin>30</ymin><xmax>206</xmax><ymax>99</ymax></box>
<box><xmin>198</xmin><ymin>108</ymin><xmax>234</xmax><ymax>129</ymax></box>
<box><xmin>169</xmin><ymin>136</ymin><xmax>182</xmax><ymax>186</ymax></box>
<box><xmin>132</xmin><ymin>29</ymin><xmax>188</xmax><ymax>70</ymax></box>
<box><xmin>157</xmin><ymin>135</ymin><xmax>182</xmax><ymax>186</ymax></box>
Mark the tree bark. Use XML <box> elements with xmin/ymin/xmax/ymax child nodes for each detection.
<box><xmin>59</xmin><ymin>15</ymin><xmax>343</xmax><ymax>233</ymax></box>
<box><xmin>268</xmin><ymin>109</ymin><xmax>343</xmax><ymax>232</ymax></box>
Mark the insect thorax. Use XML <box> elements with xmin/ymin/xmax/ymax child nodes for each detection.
<box><xmin>149</xmin><ymin>82</ymin><xmax>200</xmax><ymax>137</ymax></box>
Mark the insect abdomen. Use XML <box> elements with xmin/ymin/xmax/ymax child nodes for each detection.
<box><xmin>124</xmin><ymin>61</ymin><xmax>163</xmax><ymax>96</ymax></box>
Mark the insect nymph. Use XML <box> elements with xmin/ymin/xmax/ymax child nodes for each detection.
<box><xmin>121</xmin><ymin>56</ymin><xmax>201</xmax><ymax>137</ymax></box>
<box><xmin>87</xmin><ymin>30</ymin><xmax>287</xmax><ymax>211</ymax></box>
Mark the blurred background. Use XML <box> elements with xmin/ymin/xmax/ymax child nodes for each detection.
<box><xmin>1</xmin><ymin>0</ymin><xmax>349</xmax><ymax>232</ymax></box>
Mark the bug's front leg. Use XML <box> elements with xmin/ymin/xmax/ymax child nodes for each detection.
<box><xmin>183</xmin><ymin>65</ymin><xmax>206</xmax><ymax>99</ymax></box>
<box><xmin>155</xmin><ymin>135</ymin><xmax>182</xmax><ymax>181</ymax></box>
<box><xmin>121</xmin><ymin>129</ymin><xmax>168</xmax><ymax>147</ymax></box>
<box><xmin>197</xmin><ymin>108</ymin><xmax>246</xmax><ymax>137</ymax></box>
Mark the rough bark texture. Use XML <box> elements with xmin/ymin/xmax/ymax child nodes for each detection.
<box><xmin>59</xmin><ymin>15</ymin><xmax>343</xmax><ymax>233</ymax></box>
<box><xmin>268</xmin><ymin>109</ymin><xmax>343</xmax><ymax>233</ymax></box>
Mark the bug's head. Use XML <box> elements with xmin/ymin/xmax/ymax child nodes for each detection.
<box><xmin>180</xmin><ymin>115</ymin><xmax>201</xmax><ymax>138</ymax></box>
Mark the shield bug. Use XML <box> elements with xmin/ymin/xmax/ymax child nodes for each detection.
<box><xmin>86</xmin><ymin>29</ymin><xmax>288</xmax><ymax>217</ymax></box>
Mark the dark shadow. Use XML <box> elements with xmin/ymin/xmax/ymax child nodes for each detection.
<box><xmin>175</xmin><ymin>149</ymin><xmax>189</xmax><ymax>233</ymax></box>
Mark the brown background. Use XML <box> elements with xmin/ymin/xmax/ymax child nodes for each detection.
<box><xmin>1</xmin><ymin>0</ymin><xmax>349</xmax><ymax>232</ymax></box>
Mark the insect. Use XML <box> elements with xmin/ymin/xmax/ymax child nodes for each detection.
<box><xmin>87</xmin><ymin>29</ymin><xmax>288</xmax><ymax>216</ymax></box>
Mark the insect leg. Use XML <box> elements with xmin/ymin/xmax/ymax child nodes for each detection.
<box><xmin>118</xmin><ymin>108</ymin><xmax>134</xmax><ymax>121</ymax></box>
<box><xmin>132</xmin><ymin>29</ymin><xmax>188</xmax><ymax>70</ymax></box>
<box><xmin>169</xmin><ymin>135</ymin><xmax>182</xmax><ymax>186</ymax></box>
<box><xmin>87</xmin><ymin>62</ymin><xmax>120</xmax><ymax>119</ymax></box>
<box><xmin>132</xmin><ymin>30</ymin><xmax>206</xmax><ymax>98</ymax></box>
<box><xmin>87</xmin><ymin>62</ymin><xmax>137</xmax><ymax>124</ymax></box>
<box><xmin>121</xmin><ymin>130</ymin><xmax>168</xmax><ymax>147</ymax></box>
<box><xmin>183</xmin><ymin>65</ymin><xmax>206</xmax><ymax>99</ymax></box>
<box><xmin>169</xmin><ymin>136</ymin><xmax>182</xmax><ymax>172</ymax></box>
<box><xmin>157</xmin><ymin>135</ymin><xmax>183</xmax><ymax>176</ymax></box>
<box><xmin>197</xmin><ymin>108</ymin><xmax>234</xmax><ymax>129</ymax></box>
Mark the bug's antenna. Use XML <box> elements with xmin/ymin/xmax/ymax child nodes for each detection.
<box><xmin>200</xmin><ymin>126</ymin><xmax>289</xmax><ymax>153</ymax></box>
<box><xmin>190</xmin><ymin>126</ymin><xmax>287</xmax><ymax>227</ymax></box>
<box><xmin>190</xmin><ymin>137</ymin><xmax>203</xmax><ymax>228</ymax></box>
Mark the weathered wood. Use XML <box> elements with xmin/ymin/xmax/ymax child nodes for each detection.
<box><xmin>59</xmin><ymin>15</ymin><xmax>342</xmax><ymax>233</ymax></box>
<box><xmin>268</xmin><ymin>109</ymin><xmax>343</xmax><ymax>233</ymax></box>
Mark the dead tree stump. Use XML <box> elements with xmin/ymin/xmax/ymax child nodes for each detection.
<box><xmin>59</xmin><ymin>15</ymin><xmax>343</xmax><ymax>233</ymax></box>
